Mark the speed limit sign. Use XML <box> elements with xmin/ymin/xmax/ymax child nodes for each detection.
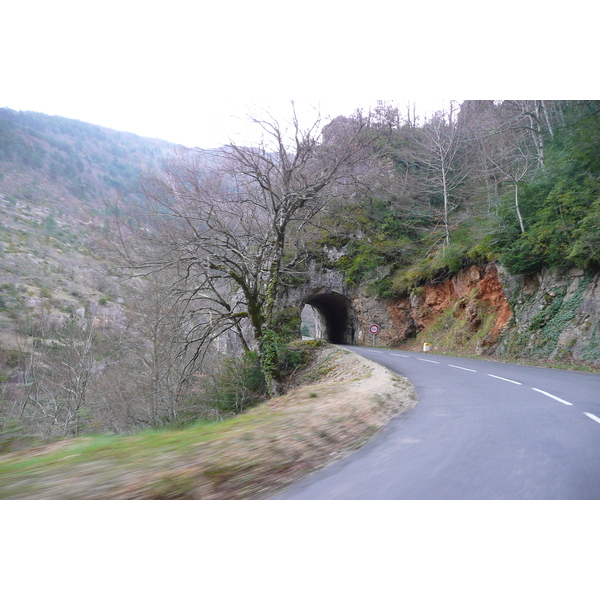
<box><xmin>369</xmin><ymin>324</ymin><xmax>379</xmax><ymax>335</ymax></box>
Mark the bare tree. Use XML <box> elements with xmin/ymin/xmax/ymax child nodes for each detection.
<box><xmin>479</xmin><ymin>126</ymin><xmax>539</xmax><ymax>234</ymax></box>
<box><xmin>1</xmin><ymin>307</ymin><xmax>99</xmax><ymax>441</ymax></box>
<box><xmin>113</xmin><ymin>106</ymin><xmax>380</xmax><ymax>395</ymax></box>
<box><xmin>460</xmin><ymin>101</ymin><xmax>545</xmax><ymax>234</ymax></box>
<box><xmin>52</xmin><ymin>312</ymin><xmax>97</xmax><ymax>436</ymax></box>
<box><xmin>117</xmin><ymin>272</ymin><xmax>195</xmax><ymax>427</ymax></box>
<box><xmin>415</xmin><ymin>103</ymin><xmax>468</xmax><ymax>247</ymax></box>
<box><xmin>493</xmin><ymin>101</ymin><xmax>569</xmax><ymax>169</ymax></box>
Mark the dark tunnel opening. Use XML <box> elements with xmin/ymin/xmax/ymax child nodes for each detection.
<box><xmin>304</xmin><ymin>292</ymin><xmax>355</xmax><ymax>344</ymax></box>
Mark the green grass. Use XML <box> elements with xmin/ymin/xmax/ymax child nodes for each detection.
<box><xmin>0</xmin><ymin>410</ymin><xmax>287</xmax><ymax>499</ymax></box>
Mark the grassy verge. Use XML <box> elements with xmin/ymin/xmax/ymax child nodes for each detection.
<box><xmin>0</xmin><ymin>342</ymin><xmax>415</xmax><ymax>499</ymax></box>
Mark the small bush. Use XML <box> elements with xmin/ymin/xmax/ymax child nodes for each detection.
<box><xmin>201</xmin><ymin>351</ymin><xmax>267</xmax><ymax>416</ymax></box>
<box><xmin>278</xmin><ymin>342</ymin><xmax>310</xmax><ymax>375</ymax></box>
<box><xmin>273</xmin><ymin>307</ymin><xmax>302</xmax><ymax>343</ymax></box>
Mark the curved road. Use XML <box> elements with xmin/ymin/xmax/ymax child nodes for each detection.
<box><xmin>274</xmin><ymin>347</ymin><xmax>600</xmax><ymax>499</ymax></box>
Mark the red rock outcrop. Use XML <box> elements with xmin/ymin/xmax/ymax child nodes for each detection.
<box><xmin>383</xmin><ymin>263</ymin><xmax>511</xmax><ymax>347</ymax></box>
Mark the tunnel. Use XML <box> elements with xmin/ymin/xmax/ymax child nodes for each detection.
<box><xmin>302</xmin><ymin>292</ymin><xmax>356</xmax><ymax>345</ymax></box>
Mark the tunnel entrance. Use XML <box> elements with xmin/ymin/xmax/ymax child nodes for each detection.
<box><xmin>302</xmin><ymin>292</ymin><xmax>356</xmax><ymax>344</ymax></box>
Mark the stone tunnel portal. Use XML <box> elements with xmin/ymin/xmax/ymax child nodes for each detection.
<box><xmin>303</xmin><ymin>292</ymin><xmax>356</xmax><ymax>345</ymax></box>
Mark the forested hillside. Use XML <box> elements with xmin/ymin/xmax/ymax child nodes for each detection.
<box><xmin>310</xmin><ymin>101</ymin><xmax>600</xmax><ymax>296</ymax></box>
<box><xmin>0</xmin><ymin>108</ymin><xmax>175</xmax><ymax>328</ymax></box>
<box><xmin>1</xmin><ymin>101</ymin><xmax>599</xmax><ymax>452</ymax></box>
<box><xmin>0</xmin><ymin>109</ymin><xmax>179</xmax><ymax>447</ymax></box>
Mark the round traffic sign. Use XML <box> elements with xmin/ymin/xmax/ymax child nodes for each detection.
<box><xmin>369</xmin><ymin>324</ymin><xmax>380</xmax><ymax>335</ymax></box>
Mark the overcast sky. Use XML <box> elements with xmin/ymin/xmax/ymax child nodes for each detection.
<box><xmin>2</xmin><ymin>1</ymin><xmax>596</xmax><ymax>149</ymax></box>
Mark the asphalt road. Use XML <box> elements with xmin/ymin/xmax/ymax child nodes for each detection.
<box><xmin>273</xmin><ymin>347</ymin><xmax>600</xmax><ymax>499</ymax></box>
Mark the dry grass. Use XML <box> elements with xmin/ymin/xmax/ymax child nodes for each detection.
<box><xmin>0</xmin><ymin>343</ymin><xmax>415</xmax><ymax>499</ymax></box>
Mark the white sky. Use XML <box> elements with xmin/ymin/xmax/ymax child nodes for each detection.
<box><xmin>2</xmin><ymin>1</ymin><xmax>597</xmax><ymax>148</ymax></box>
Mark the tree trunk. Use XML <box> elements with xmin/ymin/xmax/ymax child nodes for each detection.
<box><xmin>441</xmin><ymin>165</ymin><xmax>451</xmax><ymax>246</ymax></box>
<box><xmin>257</xmin><ymin>231</ymin><xmax>285</xmax><ymax>397</ymax></box>
<box><xmin>515</xmin><ymin>182</ymin><xmax>525</xmax><ymax>234</ymax></box>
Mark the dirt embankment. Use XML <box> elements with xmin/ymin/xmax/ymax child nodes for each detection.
<box><xmin>416</xmin><ymin>263</ymin><xmax>510</xmax><ymax>336</ymax></box>
<box><xmin>0</xmin><ymin>344</ymin><xmax>415</xmax><ymax>499</ymax></box>
<box><xmin>385</xmin><ymin>263</ymin><xmax>512</xmax><ymax>351</ymax></box>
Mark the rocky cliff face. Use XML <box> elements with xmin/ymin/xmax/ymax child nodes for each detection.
<box><xmin>354</xmin><ymin>263</ymin><xmax>512</xmax><ymax>352</ymax></box>
<box><xmin>352</xmin><ymin>262</ymin><xmax>600</xmax><ymax>366</ymax></box>
<box><xmin>494</xmin><ymin>268</ymin><xmax>600</xmax><ymax>365</ymax></box>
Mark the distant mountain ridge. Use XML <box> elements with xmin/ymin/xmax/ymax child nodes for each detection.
<box><xmin>0</xmin><ymin>107</ymin><xmax>177</xmax><ymax>202</ymax></box>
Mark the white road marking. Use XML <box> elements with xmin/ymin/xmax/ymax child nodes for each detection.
<box><xmin>584</xmin><ymin>412</ymin><xmax>600</xmax><ymax>425</ymax></box>
<box><xmin>418</xmin><ymin>358</ymin><xmax>440</xmax><ymax>364</ymax></box>
<box><xmin>367</xmin><ymin>350</ymin><xmax>383</xmax><ymax>353</ymax></box>
<box><xmin>532</xmin><ymin>388</ymin><xmax>573</xmax><ymax>406</ymax></box>
<box><xmin>448</xmin><ymin>364</ymin><xmax>477</xmax><ymax>372</ymax></box>
<box><xmin>391</xmin><ymin>353</ymin><xmax>410</xmax><ymax>358</ymax></box>
<box><xmin>487</xmin><ymin>374</ymin><xmax>522</xmax><ymax>385</ymax></box>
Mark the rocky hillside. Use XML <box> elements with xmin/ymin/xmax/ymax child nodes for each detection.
<box><xmin>351</xmin><ymin>262</ymin><xmax>600</xmax><ymax>368</ymax></box>
<box><xmin>356</xmin><ymin>263</ymin><xmax>511</xmax><ymax>350</ymax></box>
<box><xmin>0</xmin><ymin>108</ymin><xmax>176</xmax><ymax>337</ymax></box>
<box><xmin>304</xmin><ymin>100</ymin><xmax>600</xmax><ymax>368</ymax></box>
<box><xmin>495</xmin><ymin>267</ymin><xmax>600</xmax><ymax>365</ymax></box>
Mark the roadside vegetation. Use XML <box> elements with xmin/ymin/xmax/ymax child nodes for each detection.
<box><xmin>0</xmin><ymin>342</ymin><xmax>415</xmax><ymax>499</ymax></box>
<box><xmin>310</xmin><ymin>101</ymin><xmax>600</xmax><ymax>296</ymax></box>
